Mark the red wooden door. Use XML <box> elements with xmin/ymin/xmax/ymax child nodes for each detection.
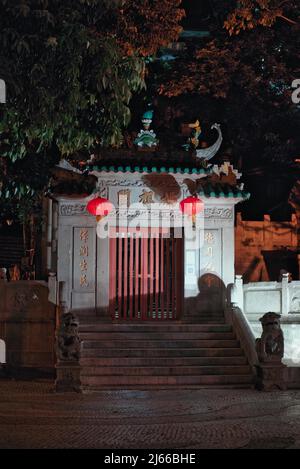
<box><xmin>109</xmin><ymin>229</ymin><xmax>184</xmax><ymax>320</ymax></box>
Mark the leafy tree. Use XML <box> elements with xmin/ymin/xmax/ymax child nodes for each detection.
<box><xmin>0</xmin><ymin>0</ymin><xmax>184</xmax><ymax>221</ymax></box>
<box><xmin>224</xmin><ymin>0</ymin><xmax>299</xmax><ymax>34</ymax></box>
<box><xmin>156</xmin><ymin>0</ymin><xmax>300</xmax><ymax>171</ymax></box>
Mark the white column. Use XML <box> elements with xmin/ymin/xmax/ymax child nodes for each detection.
<box><xmin>231</xmin><ymin>275</ymin><xmax>244</xmax><ymax>311</ymax></box>
<box><xmin>184</xmin><ymin>229</ymin><xmax>201</xmax><ymax>299</ymax></box>
<box><xmin>222</xmin><ymin>226</ymin><xmax>235</xmax><ymax>286</ymax></box>
<box><xmin>97</xmin><ymin>236</ymin><xmax>110</xmax><ymax>314</ymax></box>
<box><xmin>46</xmin><ymin>198</ymin><xmax>53</xmax><ymax>272</ymax></box>
<box><xmin>281</xmin><ymin>272</ymin><xmax>290</xmax><ymax>317</ymax></box>
<box><xmin>57</xmin><ymin>224</ymin><xmax>73</xmax><ymax>310</ymax></box>
<box><xmin>0</xmin><ymin>339</ymin><xmax>6</xmax><ymax>364</ymax></box>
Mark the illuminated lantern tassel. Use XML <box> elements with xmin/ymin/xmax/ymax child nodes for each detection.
<box><xmin>179</xmin><ymin>196</ymin><xmax>204</xmax><ymax>228</ymax></box>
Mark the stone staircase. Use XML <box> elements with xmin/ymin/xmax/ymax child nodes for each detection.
<box><xmin>79</xmin><ymin>320</ymin><xmax>254</xmax><ymax>389</ymax></box>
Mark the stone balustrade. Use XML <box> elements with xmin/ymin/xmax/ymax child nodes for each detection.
<box><xmin>229</xmin><ymin>275</ymin><xmax>300</xmax><ymax>366</ymax></box>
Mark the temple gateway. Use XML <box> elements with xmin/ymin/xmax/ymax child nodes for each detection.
<box><xmin>50</xmin><ymin>163</ymin><xmax>249</xmax><ymax>320</ymax></box>
<box><xmin>45</xmin><ymin>159</ymin><xmax>268</xmax><ymax>390</ymax></box>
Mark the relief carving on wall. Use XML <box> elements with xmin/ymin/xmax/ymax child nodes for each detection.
<box><xmin>8</xmin><ymin>289</ymin><xmax>39</xmax><ymax>312</ymax></box>
<box><xmin>118</xmin><ymin>189</ymin><xmax>131</xmax><ymax>207</ymax></box>
<box><xmin>139</xmin><ymin>190</ymin><xmax>155</xmax><ymax>205</ymax></box>
<box><xmin>97</xmin><ymin>177</ymin><xmax>144</xmax><ymax>191</ymax></box>
<box><xmin>60</xmin><ymin>202</ymin><xmax>233</xmax><ymax>220</ymax></box>
<box><xmin>60</xmin><ymin>204</ymin><xmax>89</xmax><ymax>217</ymax></box>
<box><xmin>204</xmin><ymin>208</ymin><xmax>233</xmax><ymax>219</ymax></box>
<box><xmin>290</xmin><ymin>296</ymin><xmax>300</xmax><ymax>313</ymax></box>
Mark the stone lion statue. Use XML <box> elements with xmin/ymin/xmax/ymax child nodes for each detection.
<box><xmin>256</xmin><ymin>312</ymin><xmax>284</xmax><ymax>363</ymax></box>
<box><xmin>56</xmin><ymin>312</ymin><xmax>81</xmax><ymax>362</ymax></box>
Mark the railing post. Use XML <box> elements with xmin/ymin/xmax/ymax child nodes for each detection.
<box><xmin>281</xmin><ymin>273</ymin><xmax>290</xmax><ymax>317</ymax></box>
<box><xmin>231</xmin><ymin>275</ymin><xmax>244</xmax><ymax>312</ymax></box>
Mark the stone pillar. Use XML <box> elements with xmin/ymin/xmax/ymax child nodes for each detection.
<box><xmin>281</xmin><ymin>273</ymin><xmax>290</xmax><ymax>317</ymax></box>
<box><xmin>55</xmin><ymin>311</ymin><xmax>81</xmax><ymax>393</ymax></box>
<box><xmin>255</xmin><ymin>312</ymin><xmax>287</xmax><ymax>391</ymax></box>
<box><xmin>0</xmin><ymin>339</ymin><xmax>6</xmax><ymax>365</ymax></box>
<box><xmin>184</xmin><ymin>229</ymin><xmax>201</xmax><ymax>300</ymax></box>
<box><xmin>231</xmin><ymin>275</ymin><xmax>244</xmax><ymax>311</ymax></box>
<box><xmin>222</xmin><ymin>226</ymin><xmax>235</xmax><ymax>286</ymax></box>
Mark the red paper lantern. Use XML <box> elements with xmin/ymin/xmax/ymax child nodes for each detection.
<box><xmin>86</xmin><ymin>197</ymin><xmax>113</xmax><ymax>222</ymax></box>
<box><xmin>180</xmin><ymin>196</ymin><xmax>204</xmax><ymax>223</ymax></box>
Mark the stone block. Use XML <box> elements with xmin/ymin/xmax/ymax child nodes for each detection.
<box><xmin>256</xmin><ymin>363</ymin><xmax>287</xmax><ymax>391</ymax></box>
<box><xmin>55</xmin><ymin>361</ymin><xmax>81</xmax><ymax>393</ymax></box>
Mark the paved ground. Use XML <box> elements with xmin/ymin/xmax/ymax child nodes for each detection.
<box><xmin>0</xmin><ymin>380</ymin><xmax>300</xmax><ymax>449</ymax></box>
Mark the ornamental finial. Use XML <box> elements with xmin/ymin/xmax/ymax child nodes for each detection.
<box><xmin>134</xmin><ymin>109</ymin><xmax>159</xmax><ymax>149</ymax></box>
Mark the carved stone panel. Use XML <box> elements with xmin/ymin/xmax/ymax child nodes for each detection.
<box><xmin>60</xmin><ymin>204</ymin><xmax>89</xmax><ymax>217</ymax></box>
<box><xmin>72</xmin><ymin>227</ymin><xmax>96</xmax><ymax>293</ymax></box>
<box><xmin>200</xmin><ymin>229</ymin><xmax>222</xmax><ymax>278</ymax></box>
<box><xmin>204</xmin><ymin>207</ymin><xmax>233</xmax><ymax>220</ymax></box>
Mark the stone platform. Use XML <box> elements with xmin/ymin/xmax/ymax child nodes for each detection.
<box><xmin>0</xmin><ymin>380</ymin><xmax>300</xmax><ymax>449</ymax></box>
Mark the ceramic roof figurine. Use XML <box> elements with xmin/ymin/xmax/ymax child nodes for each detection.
<box><xmin>134</xmin><ymin>110</ymin><xmax>159</xmax><ymax>149</ymax></box>
<box><xmin>183</xmin><ymin>119</ymin><xmax>202</xmax><ymax>151</ymax></box>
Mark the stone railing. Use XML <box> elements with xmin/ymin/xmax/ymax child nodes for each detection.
<box><xmin>226</xmin><ymin>287</ymin><xmax>292</xmax><ymax>390</ymax></box>
<box><xmin>231</xmin><ymin>274</ymin><xmax>300</xmax><ymax>317</ymax></box>
<box><xmin>230</xmin><ymin>274</ymin><xmax>300</xmax><ymax>367</ymax></box>
<box><xmin>225</xmin><ymin>296</ymin><xmax>259</xmax><ymax>370</ymax></box>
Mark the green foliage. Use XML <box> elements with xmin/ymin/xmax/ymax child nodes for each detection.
<box><xmin>0</xmin><ymin>0</ymin><xmax>145</xmax><ymax>160</ymax></box>
<box><xmin>0</xmin><ymin>0</ymin><xmax>183</xmax><ymax>221</ymax></box>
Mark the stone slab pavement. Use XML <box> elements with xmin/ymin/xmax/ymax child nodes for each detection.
<box><xmin>0</xmin><ymin>380</ymin><xmax>300</xmax><ymax>449</ymax></box>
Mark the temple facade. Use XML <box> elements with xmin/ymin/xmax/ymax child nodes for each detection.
<box><xmin>49</xmin><ymin>163</ymin><xmax>249</xmax><ymax>322</ymax></box>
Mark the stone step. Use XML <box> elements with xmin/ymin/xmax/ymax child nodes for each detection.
<box><xmin>82</xmin><ymin>339</ymin><xmax>240</xmax><ymax>349</ymax></box>
<box><xmin>181</xmin><ymin>320</ymin><xmax>226</xmax><ymax>324</ymax></box>
<box><xmin>79</xmin><ymin>331</ymin><xmax>236</xmax><ymax>341</ymax></box>
<box><xmin>80</xmin><ymin>356</ymin><xmax>248</xmax><ymax>367</ymax></box>
<box><xmin>81</xmin><ymin>347</ymin><xmax>244</xmax><ymax>358</ymax></box>
<box><xmin>79</xmin><ymin>323</ymin><xmax>232</xmax><ymax>333</ymax></box>
<box><xmin>81</xmin><ymin>374</ymin><xmax>254</xmax><ymax>387</ymax></box>
<box><xmin>81</xmin><ymin>364</ymin><xmax>252</xmax><ymax>377</ymax></box>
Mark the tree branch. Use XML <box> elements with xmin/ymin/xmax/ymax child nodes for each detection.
<box><xmin>277</xmin><ymin>13</ymin><xmax>298</xmax><ymax>25</ymax></box>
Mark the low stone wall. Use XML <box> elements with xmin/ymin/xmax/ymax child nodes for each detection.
<box><xmin>0</xmin><ymin>281</ymin><xmax>56</xmax><ymax>376</ymax></box>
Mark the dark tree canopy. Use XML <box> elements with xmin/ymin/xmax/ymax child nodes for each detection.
<box><xmin>0</xmin><ymin>0</ymin><xmax>184</xmax><ymax>220</ymax></box>
<box><xmin>155</xmin><ymin>0</ymin><xmax>300</xmax><ymax>169</ymax></box>
<box><xmin>0</xmin><ymin>0</ymin><xmax>299</xmax><ymax>222</ymax></box>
